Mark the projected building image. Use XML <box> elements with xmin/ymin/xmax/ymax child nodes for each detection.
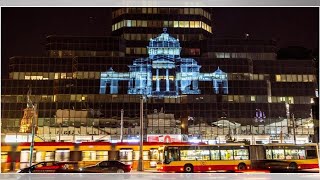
<box><xmin>100</xmin><ymin>29</ymin><xmax>228</xmax><ymax>97</ymax></box>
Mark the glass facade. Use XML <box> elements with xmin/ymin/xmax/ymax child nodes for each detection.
<box><xmin>1</xmin><ymin>8</ymin><xmax>318</xmax><ymax>144</ymax></box>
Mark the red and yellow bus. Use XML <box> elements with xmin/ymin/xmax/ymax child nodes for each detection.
<box><xmin>157</xmin><ymin>143</ymin><xmax>251</xmax><ymax>173</ymax></box>
<box><xmin>262</xmin><ymin>143</ymin><xmax>319</xmax><ymax>170</ymax></box>
<box><xmin>157</xmin><ymin>143</ymin><xmax>319</xmax><ymax>173</ymax></box>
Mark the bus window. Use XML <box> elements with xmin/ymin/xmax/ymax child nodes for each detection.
<box><xmin>195</xmin><ymin>147</ymin><xmax>210</xmax><ymax>160</ymax></box>
<box><xmin>233</xmin><ymin>147</ymin><xmax>249</xmax><ymax>160</ymax></box>
<box><xmin>220</xmin><ymin>148</ymin><xmax>233</xmax><ymax>160</ymax></box>
<box><xmin>266</xmin><ymin>149</ymin><xmax>273</xmax><ymax>159</ymax></box>
<box><xmin>271</xmin><ymin>149</ymin><xmax>285</xmax><ymax>159</ymax></box>
<box><xmin>180</xmin><ymin>146</ymin><xmax>196</xmax><ymax>161</ymax></box>
<box><xmin>306</xmin><ymin>146</ymin><xmax>317</xmax><ymax>159</ymax></box>
<box><xmin>284</xmin><ymin>149</ymin><xmax>305</xmax><ymax>160</ymax></box>
<box><xmin>210</xmin><ymin>149</ymin><xmax>220</xmax><ymax>160</ymax></box>
<box><xmin>165</xmin><ymin>147</ymin><xmax>180</xmax><ymax>163</ymax></box>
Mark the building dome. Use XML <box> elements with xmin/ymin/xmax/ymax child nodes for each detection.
<box><xmin>147</xmin><ymin>28</ymin><xmax>182</xmax><ymax>59</ymax></box>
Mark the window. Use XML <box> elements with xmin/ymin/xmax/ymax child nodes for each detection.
<box><xmin>271</xmin><ymin>149</ymin><xmax>285</xmax><ymax>159</ymax></box>
<box><xmin>120</xmin><ymin>149</ymin><xmax>133</xmax><ymax>161</ymax></box>
<box><xmin>303</xmin><ymin>75</ymin><xmax>309</xmax><ymax>82</ymax></box>
<box><xmin>250</xmin><ymin>96</ymin><xmax>256</xmax><ymax>102</ymax></box>
<box><xmin>220</xmin><ymin>149</ymin><xmax>233</xmax><ymax>160</ymax></box>
<box><xmin>284</xmin><ymin>149</ymin><xmax>305</xmax><ymax>160</ymax></box>
<box><xmin>150</xmin><ymin>149</ymin><xmax>159</xmax><ymax>160</ymax></box>
<box><xmin>82</xmin><ymin>151</ymin><xmax>96</xmax><ymax>161</ymax></box>
<box><xmin>174</xmin><ymin>21</ymin><xmax>179</xmax><ymax>28</ymax></box>
<box><xmin>1</xmin><ymin>152</ymin><xmax>8</xmax><ymax>163</ymax></box>
<box><xmin>275</xmin><ymin>75</ymin><xmax>281</xmax><ymax>82</ymax></box>
<box><xmin>55</xmin><ymin>150</ymin><xmax>70</xmax><ymax>162</ymax></box>
<box><xmin>233</xmin><ymin>148</ymin><xmax>249</xmax><ymax>160</ymax></box>
<box><xmin>210</xmin><ymin>150</ymin><xmax>220</xmax><ymax>160</ymax></box>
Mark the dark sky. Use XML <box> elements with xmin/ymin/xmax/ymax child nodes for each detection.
<box><xmin>2</xmin><ymin>7</ymin><xmax>319</xmax><ymax>78</ymax></box>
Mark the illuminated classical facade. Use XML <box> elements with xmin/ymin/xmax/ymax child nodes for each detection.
<box><xmin>100</xmin><ymin>29</ymin><xmax>228</xmax><ymax>97</ymax></box>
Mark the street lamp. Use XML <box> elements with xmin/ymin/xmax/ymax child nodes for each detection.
<box><xmin>137</xmin><ymin>96</ymin><xmax>144</xmax><ymax>171</ymax></box>
<box><xmin>29</xmin><ymin>103</ymin><xmax>37</xmax><ymax>173</ymax></box>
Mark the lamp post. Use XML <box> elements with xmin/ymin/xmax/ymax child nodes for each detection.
<box><xmin>120</xmin><ymin>109</ymin><xmax>124</xmax><ymax>142</ymax></box>
<box><xmin>137</xmin><ymin>96</ymin><xmax>144</xmax><ymax>171</ymax></box>
<box><xmin>292</xmin><ymin>113</ymin><xmax>296</xmax><ymax>144</ymax></box>
<box><xmin>29</xmin><ymin>103</ymin><xmax>37</xmax><ymax>173</ymax></box>
<box><xmin>285</xmin><ymin>103</ymin><xmax>290</xmax><ymax>143</ymax></box>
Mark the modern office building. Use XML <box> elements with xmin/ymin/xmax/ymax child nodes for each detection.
<box><xmin>1</xmin><ymin>8</ymin><xmax>318</xmax><ymax>145</ymax></box>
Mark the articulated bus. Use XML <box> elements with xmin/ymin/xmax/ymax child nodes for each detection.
<box><xmin>157</xmin><ymin>143</ymin><xmax>319</xmax><ymax>173</ymax></box>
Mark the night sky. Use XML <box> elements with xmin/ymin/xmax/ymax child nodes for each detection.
<box><xmin>2</xmin><ymin>7</ymin><xmax>319</xmax><ymax>78</ymax></box>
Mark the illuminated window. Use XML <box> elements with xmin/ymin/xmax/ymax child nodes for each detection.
<box><xmin>194</xmin><ymin>21</ymin><xmax>200</xmax><ymax>28</ymax></box>
<box><xmin>281</xmin><ymin>75</ymin><xmax>286</xmax><ymax>82</ymax></box>
<box><xmin>190</xmin><ymin>8</ymin><xmax>194</xmax><ymax>14</ymax></box>
<box><xmin>142</xmin><ymin>8</ymin><xmax>147</xmax><ymax>13</ymax></box>
<box><xmin>184</xmin><ymin>8</ymin><xmax>189</xmax><ymax>14</ymax></box>
<box><xmin>179</xmin><ymin>21</ymin><xmax>184</xmax><ymax>28</ymax></box>
<box><xmin>82</xmin><ymin>151</ymin><xmax>96</xmax><ymax>161</ymax></box>
<box><xmin>292</xmin><ymin>74</ymin><xmax>297</xmax><ymax>82</ymax></box>
<box><xmin>308</xmin><ymin>75</ymin><xmax>314</xmax><ymax>82</ymax></box>
<box><xmin>303</xmin><ymin>75</ymin><xmax>309</xmax><ymax>82</ymax></box>
<box><xmin>120</xmin><ymin>149</ymin><xmax>133</xmax><ymax>161</ymax></box>
<box><xmin>174</xmin><ymin>21</ymin><xmax>179</xmax><ymax>27</ymax></box>
<box><xmin>148</xmin><ymin>8</ymin><xmax>152</xmax><ymax>14</ymax></box>
<box><xmin>127</xmin><ymin>20</ymin><xmax>132</xmax><ymax>27</ymax></box>
<box><xmin>184</xmin><ymin>21</ymin><xmax>189</xmax><ymax>28</ymax></box>
<box><xmin>96</xmin><ymin>151</ymin><xmax>108</xmax><ymax>161</ymax></box>
<box><xmin>250</xmin><ymin>96</ymin><xmax>256</xmax><ymax>102</ymax></box>
<box><xmin>220</xmin><ymin>150</ymin><xmax>234</xmax><ymax>160</ymax></box>
<box><xmin>132</xmin><ymin>20</ymin><xmax>136</xmax><ymax>27</ymax></box>
<box><xmin>152</xmin><ymin>8</ymin><xmax>157</xmax><ymax>14</ymax></box>
<box><xmin>286</xmin><ymin>74</ymin><xmax>292</xmax><ymax>82</ymax></box>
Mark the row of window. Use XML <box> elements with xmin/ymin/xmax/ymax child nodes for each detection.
<box><xmin>208</xmin><ymin>52</ymin><xmax>276</xmax><ymax>60</ymax></box>
<box><xmin>0</xmin><ymin>94</ymin><xmax>312</xmax><ymax>105</ymax></box>
<box><xmin>48</xmin><ymin>50</ymin><xmax>125</xmax><ymax>58</ymax></box>
<box><xmin>275</xmin><ymin>74</ymin><xmax>315</xmax><ymax>82</ymax></box>
<box><xmin>112</xmin><ymin>20</ymin><xmax>212</xmax><ymax>33</ymax></box>
<box><xmin>2</xmin><ymin>124</ymin><xmax>314</xmax><ymax>137</ymax></box>
<box><xmin>112</xmin><ymin>8</ymin><xmax>212</xmax><ymax>20</ymax></box>
<box><xmin>125</xmin><ymin>47</ymin><xmax>200</xmax><ymax>55</ymax></box>
<box><xmin>122</xmin><ymin>33</ymin><xmax>204</xmax><ymax>41</ymax></box>
<box><xmin>9</xmin><ymin>71</ymin><xmax>316</xmax><ymax>83</ymax></box>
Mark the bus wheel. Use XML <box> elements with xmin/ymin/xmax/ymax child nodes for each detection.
<box><xmin>238</xmin><ymin>163</ymin><xmax>247</xmax><ymax>170</ymax></box>
<box><xmin>184</xmin><ymin>164</ymin><xmax>194</xmax><ymax>173</ymax></box>
<box><xmin>289</xmin><ymin>162</ymin><xmax>298</xmax><ymax>172</ymax></box>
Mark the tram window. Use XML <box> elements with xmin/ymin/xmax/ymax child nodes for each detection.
<box><xmin>45</xmin><ymin>152</ymin><xmax>55</xmax><ymax>161</ymax></box>
<box><xmin>233</xmin><ymin>148</ymin><xmax>249</xmax><ymax>160</ymax></box>
<box><xmin>36</xmin><ymin>151</ymin><xmax>46</xmax><ymax>162</ymax></box>
<box><xmin>82</xmin><ymin>151</ymin><xmax>96</xmax><ymax>161</ymax></box>
<box><xmin>284</xmin><ymin>149</ymin><xmax>305</xmax><ymax>160</ymax></box>
<box><xmin>55</xmin><ymin>150</ymin><xmax>70</xmax><ymax>162</ymax></box>
<box><xmin>220</xmin><ymin>149</ymin><xmax>234</xmax><ymax>160</ymax></box>
<box><xmin>96</xmin><ymin>151</ymin><xmax>108</xmax><ymax>161</ymax></box>
<box><xmin>133</xmin><ymin>151</ymin><xmax>139</xmax><ymax>160</ymax></box>
<box><xmin>143</xmin><ymin>151</ymin><xmax>149</xmax><ymax>160</ymax></box>
<box><xmin>120</xmin><ymin>149</ymin><xmax>133</xmax><ymax>161</ymax></box>
<box><xmin>1</xmin><ymin>152</ymin><xmax>8</xmax><ymax>163</ymax></box>
<box><xmin>150</xmin><ymin>149</ymin><xmax>159</xmax><ymax>160</ymax></box>
<box><xmin>271</xmin><ymin>149</ymin><xmax>285</xmax><ymax>159</ymax></box>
